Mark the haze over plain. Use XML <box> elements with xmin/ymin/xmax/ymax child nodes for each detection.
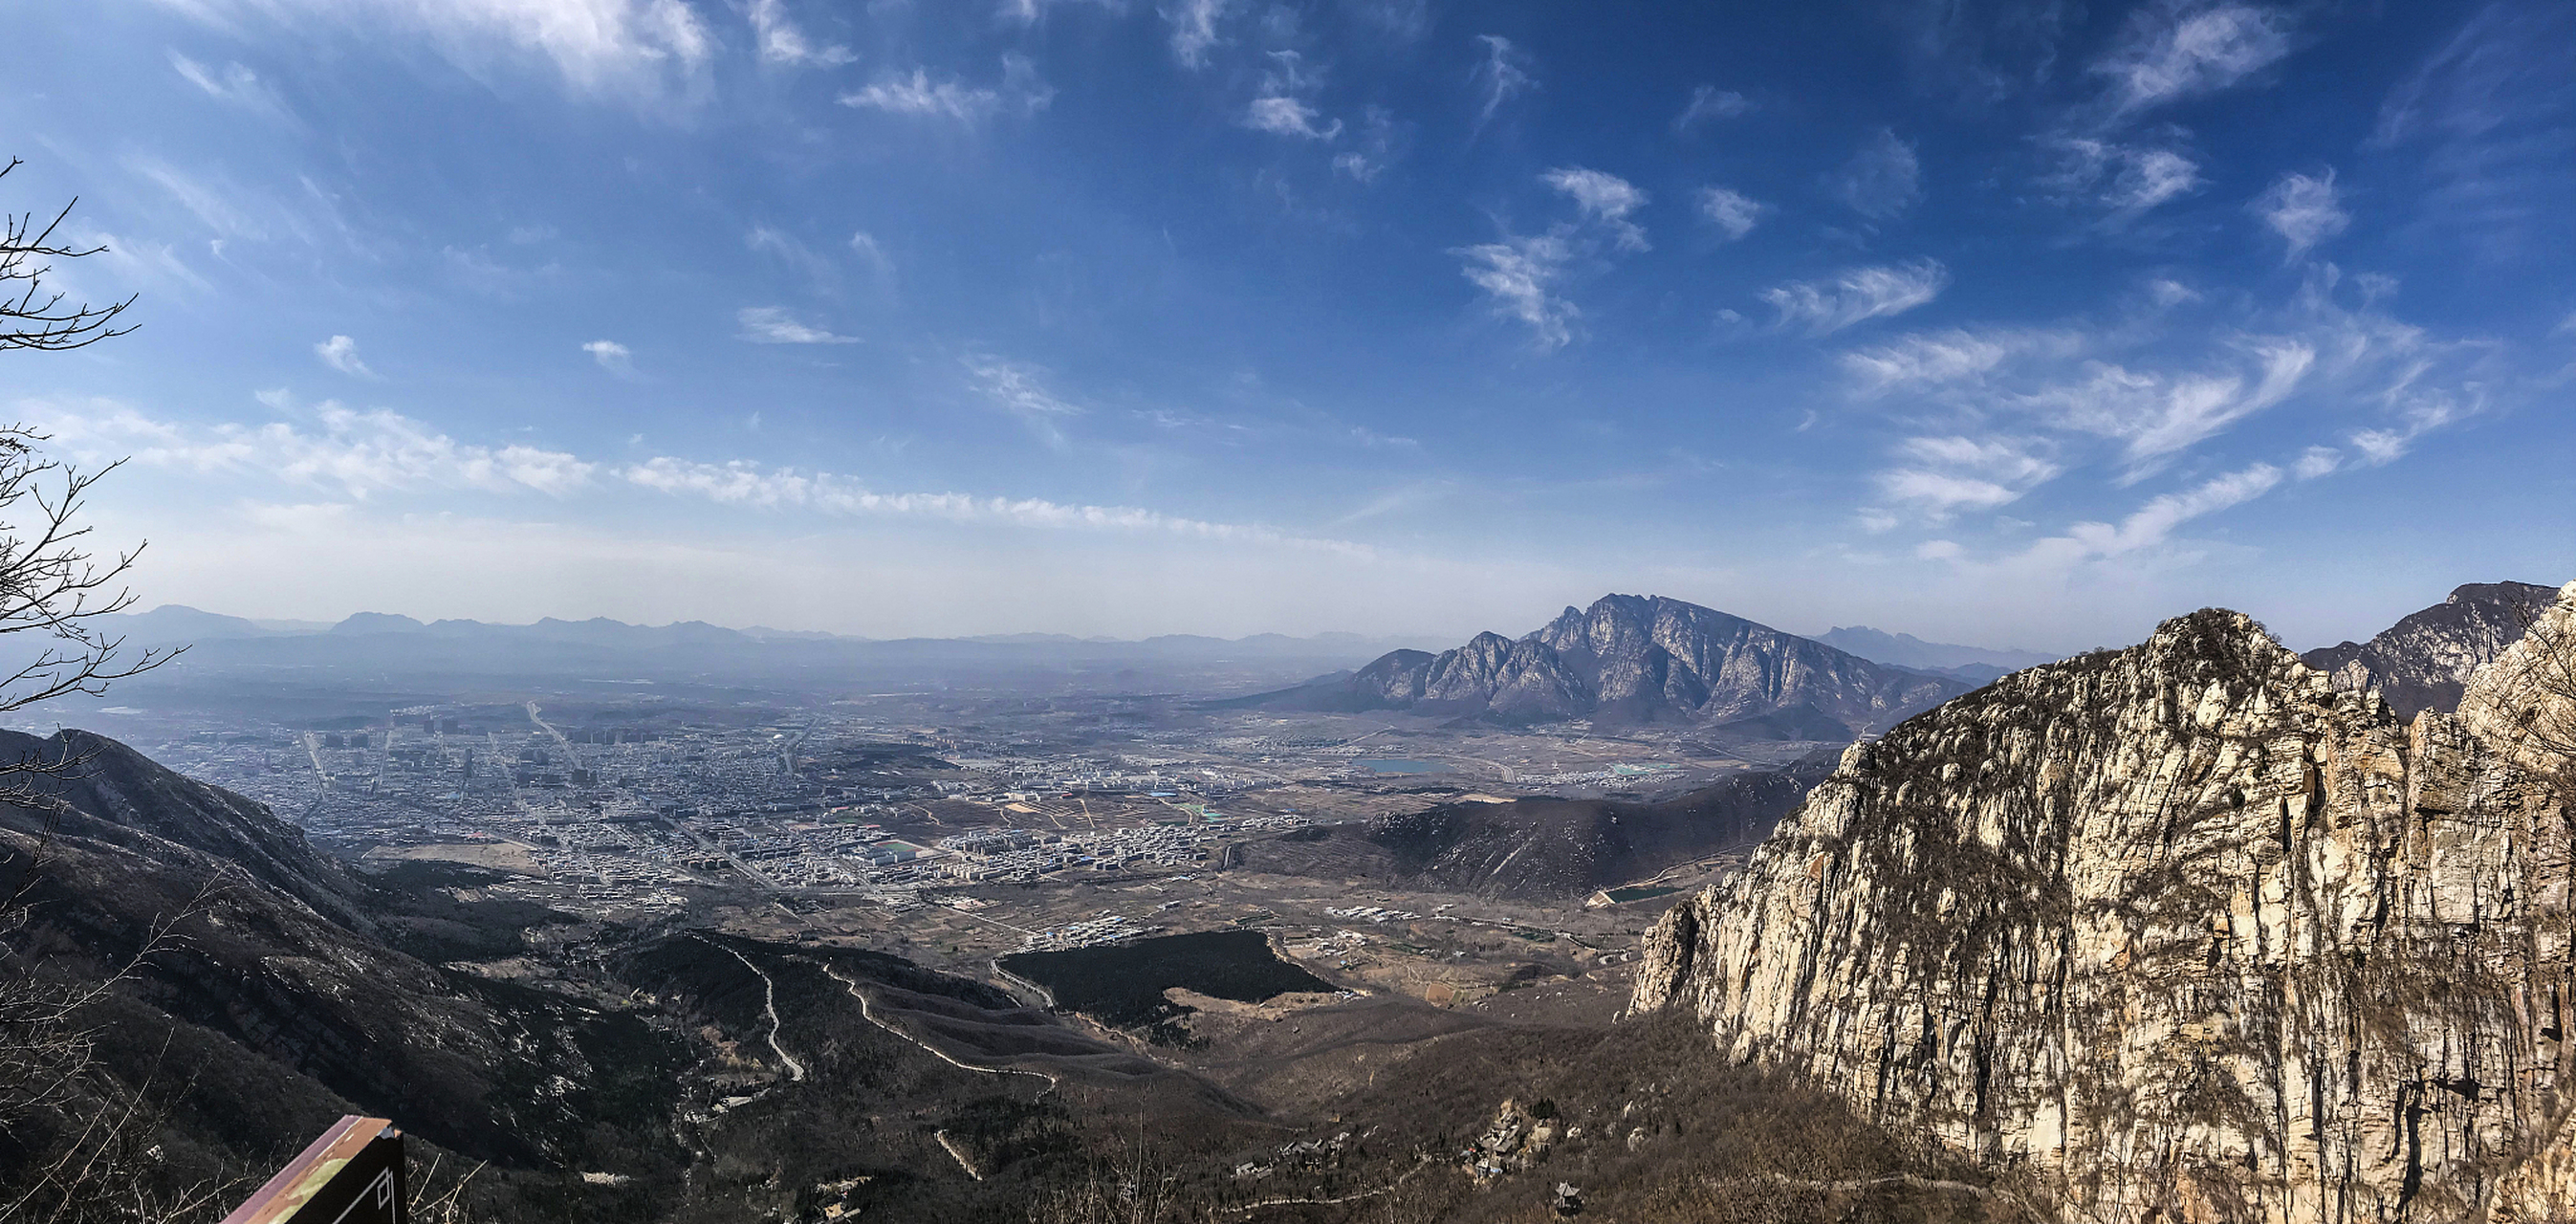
<box><xmin>9</xmin><ymin>0</ymin><xmax>2574</xmax><ymax>648</ymax></box>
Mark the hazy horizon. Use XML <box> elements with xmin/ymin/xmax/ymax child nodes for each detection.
<box><xmin>11</xmin><ymin>1</ymin><xmax>2573</xmax><ymax>652</ymax></box>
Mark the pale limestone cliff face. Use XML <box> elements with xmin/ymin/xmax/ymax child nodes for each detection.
<box><xmin>1633</xmin><ymin>598</ymin><xmax>2576</xmax><ymax>1223</ymax></box>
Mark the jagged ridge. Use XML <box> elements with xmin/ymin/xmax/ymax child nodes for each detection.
<box><xmin>1632</xmin><ymin>593</ymin><xmax>2576</xmax><ymax>1222</ymax></box>
<box><xmin>1264</xmin><ymin>594</ymin><xmax>1962</xmax><ymax>730</ymax></box>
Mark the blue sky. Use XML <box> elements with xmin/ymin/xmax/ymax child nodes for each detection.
<box><xmin>7</xmin><ymin>0</ymin><xmax>2573</xmax><ymax>649</ymax></box>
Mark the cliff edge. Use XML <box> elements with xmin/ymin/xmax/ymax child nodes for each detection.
<box><xmin>1632</xmin><ymin>587</ymin><xmax>2576</xmax><ymax>1222</ymax></box>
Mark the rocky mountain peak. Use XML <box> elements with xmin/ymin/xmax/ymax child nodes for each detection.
<box><xmin>1254</xmin><ymin>593</ymin><xmax>1963</xmax><ymax>730</ymax></box>
<box><xmin>1632</xmin><ymin>593</ymin><xmax>2576</xmax><ymax>1221</ymax></box>
<box><xmin>2302</xmin><ymin>579</ymin><xmax>2558</xmax><ymax>719</ymax></box>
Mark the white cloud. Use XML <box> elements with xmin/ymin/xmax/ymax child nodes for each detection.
<box><xmin>1243</xmin><ymin>50</ymin><xmax>1342</xmax><ymax>140</ymax></box>
<box><xmin>1693</xmin><ymin>186</ymin><xmax>1766</xmax><ymax>241</ymax></box>
<box><xmin>2252</xmin><ymin>169</ymin><xmax>2349</xmax><ymax>259</ymax></box>
<box><xmin>51</xmin><ymin>398</ymin><xmax>596</xmax><ymax>499</ymax></box>
<box><xmin>168</xmin><ymin>52</ymin><xmax>293</xmax><ymax>120</ymax></box>
<box><xmin>846</xmin><ymin>231</ymin><xmax>896</xmax><ymax>293</ymax></box>
<box><xmin>1841</xmin><ymin>328</ymin><xmax>2051</xmax><ymax>392</ymax></box>
<box><xmin>1330</xmin><ymin>106</ymin><xmax>1403</xmax><ymax>183</ymax></box>
<box><xmin>1162</xmin><ymin>0</ymin><xmax>1234</xmax><ymax>69</ymax></box>
<box><xmin>748</xmin><ymin>0</ymin><xmax>853</xmax><ymax>67</ymax></box>
<box><xmin>1542</xmin><ymin>166</ymin><xmax>1648</xmax><ymax>251</ymax></box>
<box><xmin>1452</xmin><ymin>233</ymin><xmax>1577</xmax><ymax>350</ymax></box>
<box><xmin>1829</xmin><ymin>128</ymin><xmax>1922</xmax><ymax>220</ymax></box>
<box><xmin>2047</xmin><ymin>462</ymin><xmax>2282</xmax><ymax>558</ymax></box>
<box><xmin>2051</xmin><ymin>139</ymin><xmax>2203</xmax><ymax>219</ymax></box>
<box><xmin>1349</xmin><ymin>0</ymin><xmax>1429</xmax><ymax>42</ymax></box>
<box><xmin>839</xmin><ymin>55</ymin><xmax>1052</xmax><ymax>122</ymax></box>
<box><xmin>1245</xmin><ymin>96</ymin><xmax>1340</xmax><ymax>140</ymax></box>
<box><xmin>154</xmin><ymin>0</ymin><xmax>714</xmax><ymax>102</ymax></box>
<box><xmin>2010</xmin><ymin>339</ymin><xmax>2312</xmax><ymax>471</ymax></box>
<box><xmin>1671</xmin><ymin>84</ymin><xmax>1751</xmax><ymax>133</ymax></box>
<box><xmin>1471</xmin><ymin>34</ymin><xmax>1535</xmax><ymax>125</ymax></box>
<box><xmin>2112</xmin><ymin>148</ymin><xmax>2203</xmax><ymax>212</ymax></box>
<box><xmin>2292</xmin><ymin>445</ymin><xmax>2341</xmax><ymax>479</ymax></box>
<box><xmin>999</xmin><ymin>0</ymin><xmax>1123</xmax><ymax>22</ymax></box>
<box><xmin>2098</xmin><ymin>3</ymin><xmax>2294</xmax><ymax>114</ymax></box>
<box><xmin>314</xmin><ymin>334</ymin><xmax>375</xmax><ymax>377</ymax></box>
<box><xmin>582</xmin><ymin>339</ymin><xmax>635</xmax><ymax>377</ymax></box>
<box><xmin>963</xmin><ymin>356</ymin><xmax>1086</xmax><ymax>447</ymax></box>
<box><xmin>1874</xmin><ymin>435</ymin><xmax>2061</xmax><ymax>518</ymax></box>
<box><xmin>623</xmin><ymin>457</ymin><xmax>1368</xmax><ymax>555</ymax></box>
<box><xmin>746</xmin><ymin>224</ymin><xmax>841</xmax><ymax>291</ymax></box>
<box><xmin>736</xmin><ymin>306</ymin><xmax>857</xmax><ymax>344</ymax></box>
<box><xmin>1762</xmin><ymin>260</ymin><xmax>1949</xmax><ymax>335</ymax></box>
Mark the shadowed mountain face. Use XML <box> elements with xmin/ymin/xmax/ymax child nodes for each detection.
<box><xmin>0</xmin><ymin>730</ymin><xmax>1261</xmax><ymax>1223</ymax></box>
<box><xmin>1236</xmin><ymin>755</ymin><xmax>1835</xmax><ymax>901</ymax></box>
<box><xmin>1264</xmin><ymin>595</ymin><xmax>1963</xmax><ymax>730</ymax></box>
<box><xmin>2301</xmin><ymin>580</ymin><xmax>2560</xmax><ymax>719</ymax></box>
<box><xmin>0</xmin><ymin>730</ymin><xmax>371</xmax><ymax>931</ymax></box>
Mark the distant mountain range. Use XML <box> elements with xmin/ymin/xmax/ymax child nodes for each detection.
<box><xmin>60</xmin><ymin>605</ymin><xmax>1456</xmax><ymax>698</ymax></box>
<box><xmin>1243</xmin><ymin>593</ymin><xmax>1967</xmax><ymax>732</ymax></box>
<box><xmin>1811</xmin><ymin>625</ymin><xmax>2061</xmax><ymax>682</ymax></box>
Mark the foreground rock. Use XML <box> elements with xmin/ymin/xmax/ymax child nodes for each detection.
<box><xmin>1633</xmin><ymin>590</ymin><xmax>2576</xmax><ymax>1222</ymax></box>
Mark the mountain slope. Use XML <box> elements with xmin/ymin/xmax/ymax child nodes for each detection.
<box><xmin>0</xmin><ymin>729</ymin><xmax>1244</xmax><ymax>1223</ymax></box>
<box><xmin>2302</xmin><ymin>579</ymin><xmax>2557</xmax><ymax>718</ymax></box>
<box><xmin>1632</xmin><ymin>593</ymin><xmax>2576</xmax><ymax>1221</ymax></box>
<box><xmin>1255</xmin><ymin>594</ymin><xmax>1962</xmax><ymax>730</ymax></box>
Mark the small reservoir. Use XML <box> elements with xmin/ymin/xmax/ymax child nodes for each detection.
<box><xmin>999</xmin><ymin>929</ymin><xmax>1331</xmax><ymax>1038</ymax></box>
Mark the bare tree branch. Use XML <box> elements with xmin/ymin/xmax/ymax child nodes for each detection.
<box><xmin>0</xmin><ymin>159</ymin><xmax>137</xmax><ymax>354</ymax></box>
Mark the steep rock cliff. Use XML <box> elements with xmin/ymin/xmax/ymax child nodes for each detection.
<box><xmin>1632</xmin><ymin>593</ymin><xmax>2576</xmax><ymax>1222</ymax></box>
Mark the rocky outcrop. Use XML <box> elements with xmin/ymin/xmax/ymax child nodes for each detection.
<box><xmin>2303</xmin><ymin>580</ymin><xmax>2557</xmax><ymax>719</ymax></box>
<box><xmin>1632</xmin><ymin>591</ymin><xmax>2576</xmax><ymax>1222</ymax></box>
<box><xmin>1266</xmin><ymin>594</ymin><xmax>1963</xmax><ymax>730</ymax></box>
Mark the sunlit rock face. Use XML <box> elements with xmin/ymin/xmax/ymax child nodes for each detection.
<box><xmin>1634</xmin><ymin>591</ymin><xmax>2576</xmax><ymax>1222</ymax></box>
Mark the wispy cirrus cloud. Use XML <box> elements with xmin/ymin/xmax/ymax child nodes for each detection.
<box><xmin>839</xmin><ymin>55</ymin><xmax>1052</xmax><ymax>122</ymax></box>
<box><xmin>1470</xmin><ymin>34</ymin><xmax>1535</xmax><ymax>126</ymax></box>
<box><xmin>1452</xmin><ymin>233</ymin><xmax>1577</xmax><ymax>350</ymax></box>
<box><xmin>1454</xmin><ymin>167</ymin><xmax>1656</xmax><ymax>349</ymax></box>
<box><xmin>1161</xmin><ymin>0</ymin><xmax>1234</xmax><ymax>69</ymax></box>
<box><xmin>2096</xmin><ymin>3</ymin><xmax>2294</xmax><ymax>116</ymax></box>
<box><xmin>582</xmin><ymin>339</ymin><xmax>636</xmax><ymax>378</ymax></box>
<box><xmin>1541</xmin><ymin>166</ymin><xmax>1648</xmax><ymax>251</ymax></box>
<box><xmin>737</xmin><ymin>306</ymin><xmax>857</xmax><ymax>344</ymax></box>
<box><xmin>314</xmin><ymin>334</ymin><xmax>376</xmax><ymax>377</ymax></box>
<box><xmin>1693</xmin><ymin>186</ymin><xmax>1765</xmax><ymax>241</ymax></box>
<box><xmin>1243</xmin><ymin>51</ymin><xmax>1340</xmax><ymax>140</ymax></box>
<box><xmin>35</xmin><ymin>398</ymin><xmax>1366</xmax><ymax>557</ymax></box>
<box><xmin>2251</xmin><ymin>168</ymin><xmax>2349</xmax><ymax>259</ymax></box>
<box><xmin>168</xmin><ymin>52</ymin><xmax>294</xmax><ymax>120</ymax></box>
<box><xmin>2032</xmin><ymin>461</ymin><xmax>2281</xmax><ymax>561</ymax></box>
<box><xmin>1762</xmin><ymin>260</ymin><xmax>1949</xmax><ymax>335</ymax></box>
<box><xmin>964</xmin><ymin>355</ymin><xmax>1087</xmax><ymax>446</ymax></box>
<box><xmin>1828</xmin><ymin>128</ymin><xmax>1922</xmax><ymax>220</ymax></box>
<box><xmin>1874</xmin><ymin>434</ymin><xmax>2061</xmax><ymax>519</ymax></box>
<box><xmin>1671</xmin><ymin>84</ymin><xmax>1751</xmax><ymax>133</ymax></box>
<box><xmin>153</xmin><ymin>0</ymin><xmax>714</xmax><ymax>102</ymax></box>
<box><xmin>1842</xmin><ymin>327</ymin><xmax>2079</xmax><ymax>393</ymax></box>
<box><xmin>748</xmin><ymin>0</ymin><xmax>852</xmax><ymax>68</ymax></box>
<box><xmin>38</xmin><ymin>398</ymin><xmax>595</xmax><ymax>499</ymax></box>
<box><xmin>2045</xmin><ymin>138</ymin><xmax>2203</xmax><ymax>222</ymax></box>
<box><xmin>1331</xmin><ymin>106</ymin><xmax>1403</xmax><ymax>182</ymax></box>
